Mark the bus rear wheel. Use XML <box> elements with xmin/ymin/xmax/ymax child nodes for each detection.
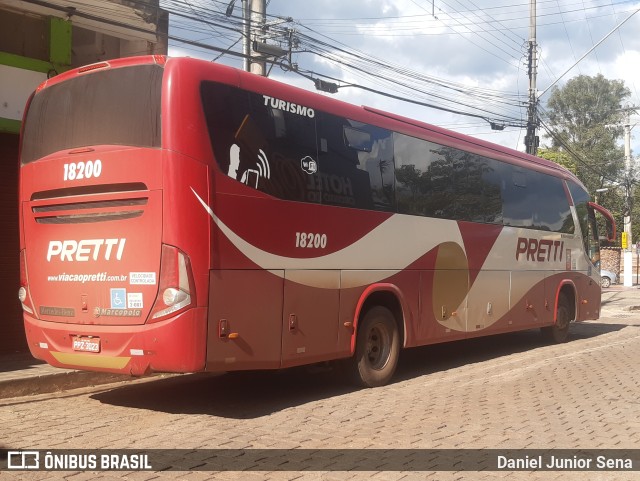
<box><xmin>349</xmin><ymin>306</ymin><xmax>400</xmax><ymax>388</ymax></box>
<box><xmin>542</xmin><ymin>293</ymin><xmax>572</xmax><ymax>343</ymax></box>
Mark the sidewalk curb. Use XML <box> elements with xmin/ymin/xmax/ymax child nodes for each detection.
<box><xmin>0</xmin><ymin>370</ymin><xmax>131</xmax><ymax>399</ymax></box>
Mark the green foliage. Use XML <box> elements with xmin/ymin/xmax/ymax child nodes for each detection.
<box><xmin>537</xmin><ymin>148</ymin><xmax>576</xmax><ymax>175</ymax></box>
<box><xmin>542</xmin><ymin>74</ymin><xmax>629</xmax><ymax>195</ymax></box>
<box><xmin>540</xmin><ymin>74</ymin><xmax>637</xmax><ymax>246</ymax></box>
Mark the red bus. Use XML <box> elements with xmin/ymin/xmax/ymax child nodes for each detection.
<box><xmin>18</xmin><ymin>56</ymin><xmax>615</xmax><ymax>387</ymax></box>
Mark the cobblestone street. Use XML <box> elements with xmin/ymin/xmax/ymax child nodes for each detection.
<box><xmin>2</xmin><ymin>289</ymin><xmax>640</xmax><ymax>481</ymax></box>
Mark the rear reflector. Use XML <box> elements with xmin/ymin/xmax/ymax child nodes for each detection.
<box><xmin>19</xmin><ymin>249</ymin><xmax>36</xmax><ymax>316</ymax></box>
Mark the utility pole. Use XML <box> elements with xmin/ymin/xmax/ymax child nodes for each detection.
<box><xmin>525</xmin><ymin>0</ymin><xmax>538</xmax><ymax>156</ymax></box>
<box><xmin>242</xmin><ymin>0</ymin><xmax>250</xmax><ymax>72</ymax></box>
<box><xmin>229</xmin><ymin>0</ymin><xmax>286</xmax><ymax>77</ymax></box>
<box><xmin>225</xmin><ymin>0</ymin><xmax>251</xmax><ymax>71</ymax></box>
<box><xmin>623</xmin><ymin>109</ymin><xmax>634</xmax><ymax>286</ymax></box>
<box><xmin>249</xmin><ymin>0</ymin><xmax>266</xmax><ymax>76</ymax></box>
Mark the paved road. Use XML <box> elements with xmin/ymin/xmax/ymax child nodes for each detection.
<box><xmin>2</xmin><ymin>293</ymin><xmax>640</xmax><ymax>480</ymax></box>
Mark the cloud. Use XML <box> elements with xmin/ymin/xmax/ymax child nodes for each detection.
<box><xmin>172</xmin><ymin>0</ymin><xmax>640</xmax><ymax>153</ymax></box>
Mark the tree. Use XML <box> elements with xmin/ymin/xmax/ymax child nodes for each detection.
<box><xmin>537</xmin><ymin>148</ymin><xmax>576</xmax><ymax>175</ymax></box>
<box><xmin>542</xmin><ymin>74</ymin><xmax>630</xmax><ymax>194</ymax></box>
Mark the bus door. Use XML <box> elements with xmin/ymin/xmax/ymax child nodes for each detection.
<box><xmin>581</xmin><ymin>201</ymin><xmax>616</xmax><ymax>319</ymax></box>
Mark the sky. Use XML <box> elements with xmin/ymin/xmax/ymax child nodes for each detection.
<box><xmin>166</xmin><ymin>0</ymin><xmax>640</xmax><ymax>155</ymax></box>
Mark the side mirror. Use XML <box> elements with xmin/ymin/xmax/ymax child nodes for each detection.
<box><xmin>588</xmin><ymin>202</ymin><xmax>616</xmax><ymax>242</ymax></box>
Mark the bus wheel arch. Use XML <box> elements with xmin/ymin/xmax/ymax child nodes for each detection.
<box><xmin>542</xmin><ymin>282</ymin><xmax>576</xmax><ymax>343</ymax></box>
<box><xmin>348</xmin><ymin>288</ymin><xmax>405</xmax><ymax>387</ymax></box>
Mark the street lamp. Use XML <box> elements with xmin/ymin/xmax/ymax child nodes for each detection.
<box><xmin>595</xmin><ymin>188</ymin><xmax>608</xmax><ymax>204</ymax></box>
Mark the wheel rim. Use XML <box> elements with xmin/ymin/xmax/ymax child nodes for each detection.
<box><xmin>366</xmin><ymin>323</ymin><xmax>391</xmax><ymax>370</ymax></box>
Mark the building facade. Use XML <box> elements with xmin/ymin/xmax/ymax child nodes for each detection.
<box><xmin>0</xmin><ymin>0</ymin><xmax>168</xmax><ymax>353</ymax></box>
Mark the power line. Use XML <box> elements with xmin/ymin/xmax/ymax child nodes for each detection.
<box><xmin>40</xmin><ymin>0</ymin><xmax>640</xmax><ymax>152</ymax></box>
<box><xmin>440</xmin><ymin>0</ymin><xmax>524</xmax><ymax>57</ymax></box>
<box><xmin>538</xmin><ymin>5</ymin><xmax>640</xmax><ymax>98</ymax></box>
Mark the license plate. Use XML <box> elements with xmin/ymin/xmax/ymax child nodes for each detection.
<box><xmin>72</xmin><ymin>337</ymin><xmax>100</xmax><ymax>353</ymax></box>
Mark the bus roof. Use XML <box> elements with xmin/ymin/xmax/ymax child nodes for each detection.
<box><xmin>33</xmin><ymin>55</ymin><xmax>584</xmax><ymax>190</ymax></box>
<box><xmin>174</xmin><ymin>56</ymin><xmax>583</xmax><ymax>188</ymax></box>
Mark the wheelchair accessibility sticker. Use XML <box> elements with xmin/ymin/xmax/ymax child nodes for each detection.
<box><xmin>110</xmin><ymin>288</ymin><xmax>126</xmax><ymax>309</ymax></box>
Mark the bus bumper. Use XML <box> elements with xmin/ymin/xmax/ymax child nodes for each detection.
<box><xmin>23</xmin><ymin>307</ymin><xmax>207</xmax><ymax>376</ymax></box>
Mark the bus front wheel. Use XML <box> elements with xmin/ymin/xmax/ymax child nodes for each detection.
<box><xmin>542</xmin><ymin>293</ymin><xmax>572</xmax><ymax>343</ymax></box>
<box><xmin>349</xmin><ymin>306</ymin><xmax>400</xmax><ymax>388</ymax></box>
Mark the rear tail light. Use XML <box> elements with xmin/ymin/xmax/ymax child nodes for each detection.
<box><xmin>19</xmin><ymin>249</ymin><xmax>37</xmax><ymax>317</ymax></box>
<box><xmin>148</xmin><ymin>244</ymin><xmax>195</xmax><ymax>322</ymax></box>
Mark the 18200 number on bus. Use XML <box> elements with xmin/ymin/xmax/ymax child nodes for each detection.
<box><xmin>295</xmin><ymin>232</ymin><xmax>327</xmax><ymax>249</ymax></box>
<box><xmin>63</xmin><ymin>160</ymin><xmax>102</xmax><ymax>181</ymax></box>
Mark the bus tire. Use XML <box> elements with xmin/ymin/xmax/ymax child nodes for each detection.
<box><xmin>542</xmin><ymin>293</ymin><xmax>572</xmax><ymax>343</ymax></box>
<box><xmin>349</xmin><ymin>306</ymin><xmax>400</xmax><ymax>388</ymax></box>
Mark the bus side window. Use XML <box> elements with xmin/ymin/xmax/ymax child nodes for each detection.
<box><xmin>344</xmin><ymin>121</ymin><xmax>395</xmax><ymax>212</ymax></box>
<box><xmin>502</xmin><ymin>168</ymin><xmax>532</xmax><ymax>228</ymax></box>
<box><xmin>532</xmin><ymin>174</ymin><xmax>574</xmax><ymax>233</ymax></box>
<box><xmin>316</xmin><ymin>114</ymin><xmax>395</xmax><ymax>211</ymax></box>
<box><xmin>200</xmin><ymin>82</ymin><xmax>252</xmax><ymax>176</ymax></box>
<box><xmin>201</xmin><ymin>82</ymin><xmax>322</xmax><ymax>203</ymax></box>
<box><xmin>394</xmin><ymin>134</ymin><xmax>502</xmax><ymax>223</ymax></box>
<box><xmin>254</xmin><ymin>99</ymin><xmax>319</xmax><ymax>203</ymax></box>
<box><xmin>394</xmin><ymin>133</ymin><xmax>431</xmax><ymax>217</ymax></box>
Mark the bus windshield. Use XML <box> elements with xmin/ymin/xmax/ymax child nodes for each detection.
<box><xmin>20</xmin><ymin>64</ymin><xmax>163</xmax><ymax>164</ymax></box>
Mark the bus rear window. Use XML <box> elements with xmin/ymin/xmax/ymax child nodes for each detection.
<box><xmin>21</xmin><ymin>64</ymin><xmax>163</xmax><ymax>164</ymax></box>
